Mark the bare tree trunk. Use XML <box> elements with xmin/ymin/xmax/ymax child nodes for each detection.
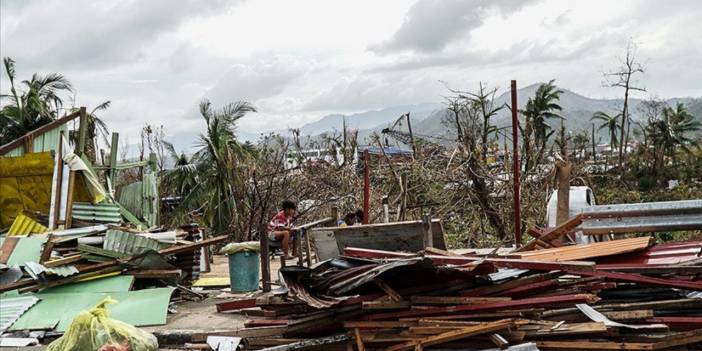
<box><xmin>619</xmin><ymin>84</ymin><xmax>629</xmax><ymax>169</ymax></box>
<box><xmin>555</xmin><ymin>160</ymin><xmax>571</xmax><ymax>225</ymax></box>
<box><xmin>591</xmin><ymin>123</ymin><xmax>596</xmax><ymax>163</ymax></box>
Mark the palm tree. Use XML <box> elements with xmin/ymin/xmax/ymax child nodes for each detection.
<box><xmin>592</xmin><ymin>111</ymin><xmax>622</xmax><ymax>169</ymax></box>
<box><xmin>176</xmin><ymin>99</ymin><xmax>257</xmax><ymax>239</ymax></box>
<box><xmin>647</xmin><ymin>103</ymin><xmax>701</xmax><ymax>166</ymax></box>
<box><xmin>0</xmin><ymin>57</ymin><xmax>73</xmax><ymax>144</ymax></box>
<box><xmin>161</xmin><ymin>141</ymin><xmax>198</xmax><ymax>197</ymax></box>
<box><xmin>521</xmin><ymin>80</ymin><xmax>564</xmax><ymax>149</ymax></box>
<box><xmin>519</xmin><ymin>80</ymin><xmax>564</xmax><ymax>172</ymax></box>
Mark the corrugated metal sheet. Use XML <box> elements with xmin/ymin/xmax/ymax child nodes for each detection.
<box><xmin>7</xmin><ymin>213</ymin><xmax>48</xmax><ymax>236</ymax></box>
<box><xmin>118</xmin><ymin>172</ymin><xmax>159</xmax><ymax>227</ymax></box>
<box><xmin>103</xmin><ymin>229</ymin><xmax>169</xmax><ymax>255</ymax></box>
<box><xmin>4</xmin><ymin>124</ymin><xmax>68</xmax><ymax>157</ymax></box>
<box><xmin>71</xmin><ymin>202</ymin><xmax>122</xmax><ymax>224</ymax></box>
<box><xmin>596</xmin><ymin>241</ymin><xmax>702</xmax><ymax>268</ymax></box>
<box><xmin>0</xmin><ymin>296</ymin><xmax>40</xmax><ymax>333</ymax></box>
<box><xmin>24</xmin><ymin>261</ymin><xmax>79</xmax><ymax>279</ymax></box>
<box><xmin>49</xmin><ymin>224</ymin><xmax>109</xmax><ymax>243</ymax></box>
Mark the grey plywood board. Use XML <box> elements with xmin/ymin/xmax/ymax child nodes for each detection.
<box><xmin>309</xmin><ymin>229</ymin><xmax>340</xmax><ymax>261</ymax></box>
<box><xmin>310</xmin><ymin>220</ymin><xmax>446</xmax><ymax>259</ymax></box>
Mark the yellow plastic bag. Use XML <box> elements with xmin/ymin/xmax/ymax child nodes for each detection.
<box><xmin>47</xmin><ymin>297</ymin><xmax>158</xmax><ymax>351</ymax></box>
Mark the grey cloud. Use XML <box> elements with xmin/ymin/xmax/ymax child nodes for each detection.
<box><xmin>182</xmin><ymin>56</ymin><xmax>310</xmax><ymax>120</ymax></box>
<box><xmin>303</xmin><ymin>74</ymin><xmax>444</xmax><ymax>112</ymax></box>
<box><xmin>369</xmin><ymin>0</ymin><xmax>536</xmax><ymax>54</ymax></box>
<box><xmin>367</xmin><ymin>29</ymin><xmax>625</xmax><ymax>74</ymax></box>
<box><xmin>0</xmin><ymin>0</ymin><xmax>235</xmax><ymax>69</ymax></box>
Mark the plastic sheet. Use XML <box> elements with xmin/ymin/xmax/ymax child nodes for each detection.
<box><xmin>46</xmin><ymin>297</ymin><xmax>158</xmax><ymax>351</ymax></box>
<box><xmin>220</xmin><ymin>241</ymin><xmax>260</xmax><ymax>254</ymax></box>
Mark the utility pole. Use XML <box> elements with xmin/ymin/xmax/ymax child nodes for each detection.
<box><xmin>406</xmin><ymin>112</ymin><xmax>417</xmax><ymax>157</ymax></box>
<box><xmin>362</xmin><ymin>149</ymin><xmax>370</xmax><ymax>224</ymax></box>
<box><xmin>510</xmin><ymin>80</ymin><xmax>522</xmax><ymax>247</ymax></box>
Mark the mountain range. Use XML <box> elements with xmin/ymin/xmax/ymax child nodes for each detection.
<box><xmin>279</xmin><ymin>83</ymin><xmax>702</xmax><ymax>147</ymax></box>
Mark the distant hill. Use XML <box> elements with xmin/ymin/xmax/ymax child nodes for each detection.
<box><xmin>242</xmin><ymin>84</ymin><xmax>701</xmax><ymax>146</ymax></box>
<box><xmin>296</xmin><ymin>103</ymin><xmax>443</xmax><ymax>136</ymax></box>
<box><xmin>373</xmin><ymin>84</ymin><xmax>702</xmax><ymax>144</ymax></box>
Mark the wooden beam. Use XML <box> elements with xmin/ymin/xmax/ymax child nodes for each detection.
<box><xmin>374</xmin><ymin>279</ymin><xmax>402</xmax><ymax>302</ymax></box>
<box><xmin>260</xmin><ymin>224</ymin><xmax>271</xmax><ymax>292</ymax></box>
<box><xmin>354</xmin><ymin>328</ymin><xmax>365</xmax><ymax>351</ymax></box>
<box><xmin>109</xmin><ymin>132</ymin><xmax>119</xmax><ymax>191</ymax></box>
<box><xmin>410</xmin><ymin>296</ymin><xmax>511</xmax><ymax>305</ymax></box>
<box><xmin>570</xmin><ymin>269</ymin><xmax>702</xmax><ymax>291</ymax></box>
<box><xmin>384</xmin><ymin>320</ymin><xmax>513</xmax><ymax>351</ymax></box>
<box><xmin>216</xmin><ymin>298</ymin><xmax>258</xmax><ymax>312</ymax></box>
<box><xmin>128</xmin><ymin>269</ymin><xmax>182</xmax><ymax>279</ymax></box>
<box><xmin>44</xmin><ymin>254</ymin><xmax>83</xmax><ymax>268</ymax></box>
<box><xmin>344</xmin><ymin>321</ymin><xmax>417</xmax><ymax>329</ymax></box>
<box><xmin>77</xmin><ymin>106</ymin><xmax>87</xmax><ymax>156</ymax></box>
<box><xmin>515</xmin><ymin>214</ymin><xmax>583</xmax><ymax>252</ymax></box>
<box><xmin>363</xmin><ymin>294</ymin><xmax>599</xmax><ymax>321</ymax></box>
<box><xmin>362</xmin><ymin>300</ymin><xmax>410</xmax><ymax>310</ymax></box>
<box><xmin>64</xmin><ymin>170</ymin><xmax>76</xmax><ymax>228</ymax></box>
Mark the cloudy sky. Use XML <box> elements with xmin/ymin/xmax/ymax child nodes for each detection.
<box><xmin>1</xmin><ymin>0</ymin><xmax>701</xmax><ymax>151</ymax></box>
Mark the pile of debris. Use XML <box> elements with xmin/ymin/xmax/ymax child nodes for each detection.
<box><xmin>0</xmin><ymin>223</ymin><xmax>228</xmax><ymax>345</ymax></box>
<box><xmin>214</xmin><ymin>236</ymin><xmax>702</xmax><ymax>350</ymax></box>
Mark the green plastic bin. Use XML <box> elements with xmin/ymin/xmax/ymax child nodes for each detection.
<box><xmin>221</xmin><ymin>241</ymin><xmax>261</xmax><ymax>292</ymax></box>
<box><xmin>227</xmin><ymin>251</ymin><xmax>260</xmax><ymax>292</ymax></box>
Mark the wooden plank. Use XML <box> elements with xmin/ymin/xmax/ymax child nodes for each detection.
<box><xmin>128</xmin><ymin>269</ymin><xmax>182</xmax><ymax>279</ymax></box>
<box><xmin>245</xmin><ymin>319</ymin><xmax>289</xmax><ymax>327</ymax></box>
<box><xmin>344</xmin><ymin>321</ymin><xmax>417</xmax><ymax>329</ymax></box>
<box><xmin>43</xmin><ymin>254</ymin><xmax>83</xmax><ymax>268</ymax></box>
<box><xmin>461</xmin><ymin>272</ymin><xmax>563</xmax><ymax>297</ymax></box>
<box><xmin>570</xmin><ymin>269</ymin><xmax>702</xmax><ymax>290</ymax></box>
<box><xmin>256</xmin><ymin>334</ymin><xmax>349</xmax><ymax>351</ymax></box>
<box><xmin>384</xmin><ymin>320</ymin><xmax>513</xmax><ymax>351</ymax></box>
<box><xmin>0</xmin><ymin>236</ymin><xmax>19</xmax><ymax>264</ymax></box>
<box><xmin>511</xmin><ymin>236</ymin><xmax>653</xmax><ymax>261</ymax></box>
<box><xmin>354</xmin><ymin>328</ymin><xmax>365</xmax><ymax>351</ymax></box>
<box><xmin>216</xmin><ymin>298</ymin><xmax>258</xmax><ymax>312</ymax></box>
<box><xmin>191</xmin><ymin>326</ymin><xmax>289</xmax><ymax>342</ymax></box>
<box><xmin>536</xmin><ymin>340</ymin><xmax>652</xmax><ymax>350</ymax></box>
<box><xmin>520</xmin><ymin>322</ymin><xmax>608</xmax><ymax>336</ymax></box>
<box><xmin>374</xmin><ymin>279</ymin><xmax>402</xmax><ymax>302</ymax></box>
<box><xmin>363</xmin><ymin>294</ymin><xmax>599</xmax><ymax>321</ymax></box>
<box><xmin>342</xmin><ymin>248</ymin><xmax>596</xmax><ymax>272</ymax></box>
<box><xmin>362</xmin><ymin>300</ymin><xmax>410</xmax><ymax>310</ymax></box>
<box><xmin>602</xmin><ymin>310</ymin><xmax>654</xmax><ymax>321</ymax></box>
<box><xmin>515</xmin><ymin>214</ymin><xmax>583</xmax><ymax>252</ymax></box>
<box><xmin>537</xmin><ymin>330</ymin><xmax>702</xmax><ymax>351</ymax></box>
<box><xmin>410</xmin><ymin>296</ymin><xmax>511</xmax><ymax>305</ymax></box>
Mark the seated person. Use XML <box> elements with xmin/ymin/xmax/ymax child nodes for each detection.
<box><xmin>339</xmin><ymin>212</ymin><xmax>356</xmax><ymax>227</ymax></box>
<box><xmin>267</xmin><ymin>200</ymin><xmax>298</xmax><ymax>260</ymax></box>
<box><xmin>355</xmin><ymin>209</ymin><xmax>364</xmax><ymax>225</ymax></box>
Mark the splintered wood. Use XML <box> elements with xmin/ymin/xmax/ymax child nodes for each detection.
<box><xmin>209</xmin><ymin>235</ymin><xmax>702</xmax><ymax>351</ymax></box>
<box><xmin>509</xmin><ymin>236</ymin><xmax>654</xmax><ymax>261</ymax></box>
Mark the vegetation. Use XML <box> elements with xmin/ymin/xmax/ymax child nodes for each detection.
<box><xmin>2</xmin><ymin>54</ymin><xmax>700</xmax><ymax>246</ymax></box>
<box><xmin>0</xmin><ymin>57</ymin><xmax>73</xmax><ymax>145</ymax></box>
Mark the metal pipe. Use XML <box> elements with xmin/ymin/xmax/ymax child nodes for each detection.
<box><xmin>363</xmin><ymin>149</ymin><xmax>370</xmax><ymax>224</ymax></box>
<box><xmin>511</xmin><ymin>80</ymin><xmax>522</xmax><ymax>247</ymax></box>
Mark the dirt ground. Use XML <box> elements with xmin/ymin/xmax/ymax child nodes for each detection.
<box><xmin>141</xmin><ymin>254</ymin><xmax>295</xmax><ymax>348</ymax></box>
